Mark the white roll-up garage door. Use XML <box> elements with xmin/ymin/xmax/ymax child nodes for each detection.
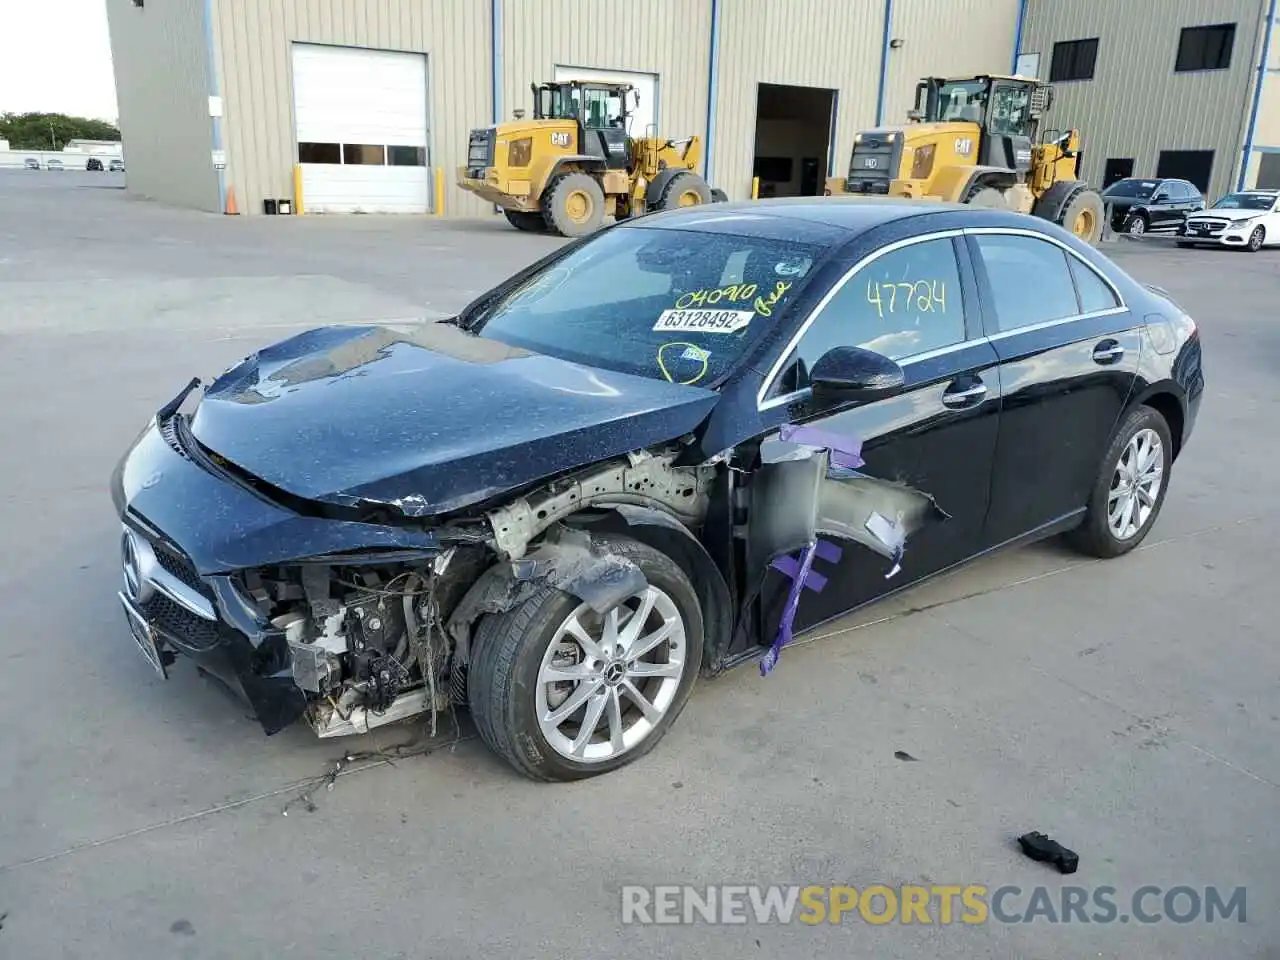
<box><xmin>553</xmin><ymin>65</ymin><xmax>659</xmax><ymax>139</ymax></box>
<box><xmin>292</xmin><ymin>44</ymin><xmax>430</xmax><ymax>214</ymax></box>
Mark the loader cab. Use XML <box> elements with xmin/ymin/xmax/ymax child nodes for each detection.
<box><xmin>913</xmin><ymin>74</ymin><xmax>1051</xmax><ymax>174</ymax></box>
<box><xmin>531</xmin><ymin>80</ymin><xmax>638</xmax><ymax>170</ymax></box>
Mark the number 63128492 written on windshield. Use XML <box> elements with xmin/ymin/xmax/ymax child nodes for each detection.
<box><xmin>866</xmin><ymin>279</ymin><xmax>946</xmax><ymax>318</ymax></box>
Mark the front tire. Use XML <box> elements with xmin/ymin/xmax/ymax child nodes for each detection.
<box><xmin>467</xmin><ymin>535</ymin><xmax>704</xmax><ymax>782</ymax></box>
<box><xmin>1066</xmin><ymin>405</ymin><xmax>1173</xmax><ymax>559</ymax></box>
<box><xmin>542</xmin><ymin>172</ymin><xmax>606</xmax><ymax>237</ymax></box>
<box><xmin>1124</xmin><ymin>213</ymin><xmax>1148</xmax><ymax>236</ymax></box>
<box><xmin>1246</xmin><ymin>225</ymin><xmax>1265</xmax><ymax>252</ymax></box>
<box><xmin>657</xmin><ymin>172</ymin><xmax>713</xmax><ymax>210</ymax></box>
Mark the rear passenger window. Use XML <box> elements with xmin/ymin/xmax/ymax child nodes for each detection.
<box><xmin>1068</xmin><ymin>256</ymin><xmax>1120</xmax><ymax>313</ymax></box>
<box><xmin>794</xmin><ymin>237</ymin><xmax>965</xmax><ymax>369</ymax></box>
<box><xmin>974</xmin><ymin>234</ymin><xmax>1079</xmax><ymax>331</ymax></box>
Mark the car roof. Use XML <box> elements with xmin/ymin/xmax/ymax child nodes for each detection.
<box><xmin>630</xmin><ymin>195</ymin><xmax>979</xmax><ymax>243</ymax></box>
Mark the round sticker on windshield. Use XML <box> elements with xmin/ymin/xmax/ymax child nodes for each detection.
<box><xmin>774</xmin><ymin>257</ymin><xmax>812</xmax><ymax>277</ymax></box>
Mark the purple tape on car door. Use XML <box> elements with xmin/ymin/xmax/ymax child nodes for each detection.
<box><xmin>761</xmin><ymin>540</ymin><xmax>818</xmax><ymax>676</ymax></box>
<box><xmin>777</xmin><ymin>423</ymin><xmax>866</xmax><ymax>468</ymax></box>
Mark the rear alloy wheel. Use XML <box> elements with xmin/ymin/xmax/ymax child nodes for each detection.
<box><xmin>1246</xmin><ymin>225</ymin><xmax>1265</xmax><ymax>252</ymax></box>
<box><xmin>542</xmin><ymin>172</ymin><xmax>606</xmax><ymax>237</ymax></box>
<box><xmin>1066</xmin><ymin>405</ymin><xmax>1172</xmax><ymax>559</ymax></box>
<box><xmin>467</xmin><ymin>535</ymin><xmax>703</xmax><ymax>781</ymax></box>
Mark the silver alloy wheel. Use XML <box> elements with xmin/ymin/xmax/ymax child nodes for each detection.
<box><xmin>1127</xmin><ymin>216</ymin><xmax>1146</xmax><ymax>235</ymax></box>
<box><xmin>535</xmin><ymin>586</ymin><xmax>687</xmax><ymax>763</ymax></box>
<box><xmin>1249</xmin><ymin>226</ymin><xmax>1264</xmax><ymax>251</ymax></box>
<box><xmin>1108</xmin><ymin>427</ymin><xmax>1164</xmax><ymax>540</ymax></box>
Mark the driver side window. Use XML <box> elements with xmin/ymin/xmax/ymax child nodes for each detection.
<box><xmin>787</xmin><ymin>236</ymin><xmax>966</xmax><ymax>389</ymax></box>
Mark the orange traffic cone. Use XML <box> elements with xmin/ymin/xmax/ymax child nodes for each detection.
<box><xmin>224</xmin><ymin>185</ymin><xmax>238</xmax><ymax>215</ymax></box>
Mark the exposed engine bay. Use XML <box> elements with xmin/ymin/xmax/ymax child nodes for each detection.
<box><xmin>244</xmin><ymin>446</ymin><xmax>719</xmax><ymax>739</ymax></box>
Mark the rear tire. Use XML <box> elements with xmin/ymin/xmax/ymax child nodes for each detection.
<box><xmin>467</xmin><ymin>535</ymin><xmax>704</xmax><ymax>782</ymax></box>
<box><xmin>1124</xmin><ymin>213</ymin><xmax>1148</xmax><ymax>236</ymax></box>
<box><xmin>542</xmin><ymin>172</ymin><xmax>606</xmax><ymax>237</ymax></box>
<box><xmin>503</xmin><ymin>209</ymin><xmax>548</xmax><ymax>232</ymax></box>
<box><xmin>657</xmin><ymin>172</ymin><xmax>713</xmax><ymax>210</ymax></box>
<box><xmin>1065</xmin><ymin>405</ymin><xmax>1173</xmax><ymax>559</ymax></box>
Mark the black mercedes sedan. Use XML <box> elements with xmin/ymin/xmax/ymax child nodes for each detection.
<box><xmin>111</xmin><ymin>198</ymin><xmax>1204</xmax><ymax>782</ymax></box>
<box><xmin>1102</xmin><ymin>177</ymin><xmax>1205</xmax><ymax>235</ymax></box>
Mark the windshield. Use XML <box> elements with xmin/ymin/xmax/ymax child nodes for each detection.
<box><xmin>1213</xmin><ymin>192</ymin><xmax>1276</xmax><ymax>211</ymax></box>
<box><xmin>472</xmin><ymin>226</ymin><xmax>822</xmax><ymax>386</ymax></box>
<box><xmin>934</xmin><ymin>80</ymin><xmax>987</xmax><ymax>124</ymax></box>
<box><xmin>1103</xmin><ymin>179</ymin><xmax>1158</xmax><ymax>199</ymax></box>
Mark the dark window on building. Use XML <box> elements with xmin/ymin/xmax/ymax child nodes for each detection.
<box><xmin>1175</xmin><ymin>23</ymin><xmax>1235</xmax><ymax>72</ymax></box>
<box><xmin>1102</xmin><ymin>158</ymin><xmax>1134</xmax><ymax>187</ymax></box>
<box><xmin>343</xmin><ymin>144</ymin><xmax>386</xmax><ymax>165</ymax></box>
<box><xmin>298</xmin><ymin>142</ymin><xmax>341</xmax><ymax>164</ymax></box>
<box><xmin>388</xmin><ymin>145</ymin><xmax>427</xmax><ymax>166</ymax></box>
<box><xmin>1257</xmin><ymin>153</ymin><xmax>1280</xmax><ymax>189</ymax></box>
<box><xmin>1049</xmin><ymin>38</ymin><xmax>1099</xmax><ymax>82</ymax></box>
<box><xmin>1156</xmin><ymin>150</ymin><xmax>1215</xmax><ymax>193</ymax></box>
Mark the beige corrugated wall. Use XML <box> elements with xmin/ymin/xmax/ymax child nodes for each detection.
<box><xmin>883</xmin><ymin>0</ymin><xmax>1023</xmax><ymax>124</ymax></box>
<box><xmin>501</xmin><ymin>0</ymin><xmax>711</xmax><ymax>159</ymax></box>
<box><xmin>1020</xmin><ymin>0</ymin><xmax>1266</xmax><ymax>200</ymax></box>
<box><xmin>212</xmin><ymin>0</ymin><xmax>492</xmax><ymax>216</ymax></box>
<box><xmin>711</xmin><ymin>0</ymin><xmax>883</xmax><ymax>199</ymax></box>
<box><xmin>105</xmin><ymin>0</ymin><xmax>220</xmax><ymax>211</ymax></box>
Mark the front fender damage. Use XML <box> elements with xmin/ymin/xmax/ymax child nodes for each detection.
<box><xmin>746</xmin><ymin>426</ymin><xmax>949</xmax><ymax>674</ymax></box>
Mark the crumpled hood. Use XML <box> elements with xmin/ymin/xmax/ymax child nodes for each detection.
<box><xmin>189</xmin><ymin>323</ymin><xmax>718</xmax><ymax>516</ymax></box>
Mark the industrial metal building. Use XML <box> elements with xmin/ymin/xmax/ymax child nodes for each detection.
<box><xmin>105</xmin><ymin>0</ymin><xmax>1278</xmax><ymax>217</ymax></box>
<box><xmin>1017</xmin><ymin>0</ymin><xmax>1279</xmax><ymax>200</ymax></box>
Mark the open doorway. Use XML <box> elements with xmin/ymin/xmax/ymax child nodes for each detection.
<box><xmin>752</xmin><ymin>83</ymin><xmax>836</xmax><ymax>198</ymax></box>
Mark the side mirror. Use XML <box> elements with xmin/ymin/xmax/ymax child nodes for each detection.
<box><xmin>809</xmin><ymin>346</ymin><xmax>905</xmax><ymax>406</ymax></box>
<box><xmin>906</xmin><ymin>108</ymin><xmax>923</xmax><ymax>122</ymax></box>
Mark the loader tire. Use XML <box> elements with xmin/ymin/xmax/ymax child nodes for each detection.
<box><xmin>504</xmin><ymin>209</ymin><xmax>549</xmax><ymax>232</ymax></box>
<box><xmin>657</xmin><ymin>172</ymin><xmax>713</xmax><ymax>210</ymax></box>
<box><xmin>543</xmin><ymin>172</ymin><xmax>606</xmax><ymax>237</ymax></box>
<box><xmin>964</xmin><ymin>185</ymin><xmax>1008</xmax><ymax>209</ymax></box>
<box><xmin>1059</xmin><ymin>189</ymin><xmax>1105</xmax><ymax>245</ymax></box>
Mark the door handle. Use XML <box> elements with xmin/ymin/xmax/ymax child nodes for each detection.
<box><xmin>1092</xmin><ymin>340</ymin><xmax>1125</xmax><ymax>364</ymax></box>
<box><xmin>941</xmin><ymin>381</ymin><xmax>987</xmax><ymax>408</ymax></box>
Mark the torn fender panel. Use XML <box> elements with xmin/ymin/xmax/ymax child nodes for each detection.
<box><xmin>746</xmin><ymin>446</ymin><xmax>949</xmax><ymax>674</ymax></box>
<box><xmin>747</xmin><ymin>451</ymin><xmax>949</xmax><ymax>578</ymax></box>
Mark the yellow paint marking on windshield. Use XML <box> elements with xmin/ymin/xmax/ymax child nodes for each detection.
<box><xmin>656</xmin><ymin>341</ymin><xmax>711</xmax><ymax>386</ymax></box>
<box><xmin>676</xmin><ymin>283</ymin><xmax>758</xmax><ymax>310</ymax></box>
<box><xmin>866</xmin><ymin>280</ymin><xmax>945</xmax><ymax>319</ymax></box>
<box><xmin>753</xmin><ymin>280</ymin><xmax>792</xmax><ymax>317</ymax></box>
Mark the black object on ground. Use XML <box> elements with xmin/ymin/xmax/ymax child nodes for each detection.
<box><xmin>1017</xmin><ymin>831</ymin><xmax>1079</xmax><ymax>874</ymax></box>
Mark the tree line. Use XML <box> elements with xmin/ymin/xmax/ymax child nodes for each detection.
<box><xmin>0</xmin><ymin>113</ymin><xmax>122</xmax><ymax>150</ymax></box>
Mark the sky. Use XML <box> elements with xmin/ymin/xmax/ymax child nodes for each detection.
<box><xmin>0</xmin><ymin>0</ymin><xmax>118</xmax><ymax>121</ymax></box>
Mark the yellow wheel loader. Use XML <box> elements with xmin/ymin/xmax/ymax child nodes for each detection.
<box><xmin>827</xmin><ymin>74</ymin><xmax>1105</xmax><ymax>245</ymax></box>
<box><xmin>458</xmin><ymin>80</ymin><xmax>727</xmax><ymax>237</ymax></box>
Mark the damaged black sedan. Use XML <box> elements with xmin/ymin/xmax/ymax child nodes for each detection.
<box><xmin>111</xmin><ymin>198</ymin><xmax>1204</xmax><ymax>781</ymax></box>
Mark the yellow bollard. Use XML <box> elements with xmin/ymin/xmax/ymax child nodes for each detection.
<box><xmin>751</xmin><ymin>176</ymin><xmax>760</xmax><ymax>200</ymax></box>
<box><xmin>434</xmin><ymin>168</ymin><xmax>446</xmax><ymax>215</ymax></box>
<box><xmin>293</xmin><ymin>164</ymin><xmax>304</xmax><ymax>215</ymax></box>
